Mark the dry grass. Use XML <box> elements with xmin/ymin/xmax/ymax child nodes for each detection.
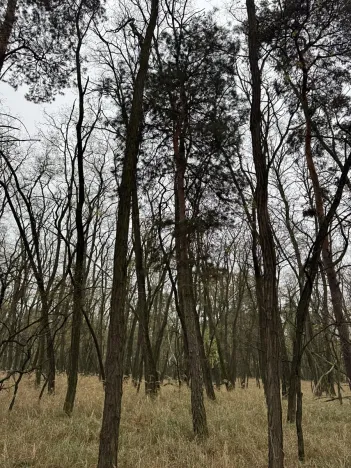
<box><xmin>0</xmin><ymin>375</ymin><xmax>350</xmax><ymax>467</ymax></box>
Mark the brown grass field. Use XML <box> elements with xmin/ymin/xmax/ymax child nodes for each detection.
<box><xmin>0</xmin><ymin>375</ymin><xmax>350</xmax><ymax>467</ymax></box>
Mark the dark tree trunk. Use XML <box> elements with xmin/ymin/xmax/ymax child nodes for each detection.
<box><xmin>173</xmin><ymin>125</ymin><xmax>208</xmax><ymax>437</ymax></box>
<box><xmin>97</xmin><ymin>2</ymin><xmax>159</xmax><ymax>466</ymax></box>
<box><xmin>132</xmin><ymin>185</ymin><xmax>159</xmax><ymax>396</ymax></box>
<box><xmin>246</xmin><ymin>1</ymin><xmax>284</xmax><ymax>466</ymax></box>
<box><xmin>63</xmin><ymin>15</ymin><xmax>87</xmax><ymax>414</ymax></box>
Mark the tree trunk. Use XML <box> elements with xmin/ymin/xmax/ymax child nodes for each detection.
<box><xmin>173</xmin><ymin>125</ymin><xmax>208</xmax><ymax>437</ymax></box>
<box><xmin>246</xmin><ymin>1</ymin><xmax>284</xmax><ymax>466</ymax></box>
<box><xmin>132</xmin><ymin>185</ymin><xmax>159</xmax><ymax>396</ymax></box>
<box><xmin>63</xmin><ymin>19</ymin><xmax>88</xmax><ymax>413</ymax></box>
<box><xmin>300</xmin><ymin>51</ymin><xmax>351</xmax><ymax>391</ymax></box>
<box><xmin>97</xmin><ymin>3</ymin><xmax>159</xmax><ymax>466</ymax></box>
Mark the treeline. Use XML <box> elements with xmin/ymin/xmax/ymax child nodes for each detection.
<box><xmin>1</xmin><ymin>0</ymin><xmax>351</xmax><ymax>467</ymax></box>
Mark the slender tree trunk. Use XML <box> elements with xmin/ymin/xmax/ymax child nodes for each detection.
<box><xmin>97</xmin><ymin>3</ymin><xmax>159</xmax><ymax>466</ymax></box>
<box><xmin>173</xmin><ymin>125</ymin><xmax>208</xmax><ymax>437</ymax></box>
<box><xmin>132</xmin><ymin>185</ymin><xmax>159</xmax><ymax>396</ymax></box>
<box><xmin>246</xmin><ymin>1</ymin><xmax>284</xmax><ymax>466</ymax></box>
<box><xmin>124</xmin><ymin>313</ymin><xmax>137</xmax><ymax>376</ymax></box>
<box><xmin>63</xmin><ymin>15</ymin><xmax>88</xmax><ymax>413</ymax></box>
<box><xmin>279</xmin><ymin>316</ymin><xmax>290</xmax><ymax>398</ymax></box>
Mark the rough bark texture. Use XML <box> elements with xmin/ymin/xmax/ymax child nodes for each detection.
<box><xmin>97</xmin><ymin>2</ymin><xmax>159</xmax><ymax>466</ymax></box>
<box><xmin>246</xmin><ymin>1</ymin><xmax>284</xmax><ymax>467</ymax></box>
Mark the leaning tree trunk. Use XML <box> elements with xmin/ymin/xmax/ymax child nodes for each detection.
<box><xmin>301</xmin><ymin>66</ymin><xmax>351</xmax><ymax>390</ymax></box>
<box><xmin>246</xmin><ymin>1</ymin><xmax>284</xmax><ymax>467</ymax></box>
<box><xmin>97</xmin><ymin>2</ymin><xmax>159</xmax><ymax>467</ymax></box>
<box><xmin>286</xmin><ymin>155</ymin><xmax>351</xmax><ymax>456</ymax></box>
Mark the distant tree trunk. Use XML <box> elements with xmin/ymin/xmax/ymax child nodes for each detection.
<box><xmin>132</xmin><ymin>185</ymin><xmax>159</xmax><ymax>396</ymax></box>
<box><xmin>320</xmin><ymin>266</ymin><xmax>336</xmax><ymax>395</ymax></box>
<box><xmin>246</xmin><ymin>1</ymin><xmax>284</xmax><ymax>466</ymax></box>
<box><xmin>97</xmin><ymin>2</ymin><xmax>159</xmax><ymax>466</ymax></box>
<box><xmin>6</xmin><ymin>264</ymin><xmax>22</xmax><ymax>370</ymax></box>
<box><xmin>43</xmin><ymin>303</ymin><xmax>56</xmax><ymax>394</ymax></box>
<box><xmin>194</xmin><ymin>300</ymin><xmax>216</xmax><ymax>400</ymax></box>
<box><xmin>124</xmin><ymin>313</ymin><xmax>137</xmax><ymax>376</ymax></box>
<box><xmin>279</xmin><ymin>316</ymin><xmax>290</xmax><ymax>398</ymax></box>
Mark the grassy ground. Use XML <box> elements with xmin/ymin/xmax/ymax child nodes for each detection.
<box><xmin>0</xmin><ymin>375</ymin><xmax>350</xmax><ymax>467</ymax></box>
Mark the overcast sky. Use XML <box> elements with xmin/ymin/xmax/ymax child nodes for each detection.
<box><xmin>0</xmin><ymin>0</ymin><xmax>226</xmax><ymax>136</ymax></box>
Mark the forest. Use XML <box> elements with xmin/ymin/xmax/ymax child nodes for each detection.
<box><xmin>0</xmin><ymin>0</ymin><xmax>351</xmax><ymax>467</ymax></box>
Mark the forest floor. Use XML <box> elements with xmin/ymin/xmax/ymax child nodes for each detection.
<box><xmin>0</xmin><ymin>374</ymin><xmax>350</xmax><ymax>468</ymax></box>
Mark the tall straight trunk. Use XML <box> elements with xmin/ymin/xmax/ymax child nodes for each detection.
<box><xmin>173</xmin><ymin>127</ymin><xmax>208</xmax><ymax>437</ymax></box>
<box><xmin>246</xmin><ymin>1</ymin><xmax>284</xmax><ymax>467</ymax></box>
<box><xmin>0</xmin><ymin>0</ymin><xmax>17</xmax><ymax>74</ymax></box>
<box><xmin>63</xmin><ymin>17</ymin><xmax>87</xmax><ymax>414</ymax></box>
<box><xmin>97</xmin><ymin>3</ymin><xmax>159</xmax><ymax>466</ymax></box>
<box><xmin>132</xmin><ymin>185</ymin><xmax>159</xmax><ymax>396</ymax></box>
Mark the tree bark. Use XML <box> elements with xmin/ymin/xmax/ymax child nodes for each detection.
<box><xmin>246</xmin><ymin>1</ymin><xmax>284</xmax><ymax>466</ymax></box>
<box><xmin>97</xmin><ymin>2</ymin><xmax>159</xmax><ymax>466</ymax></box>
<box><xmin>173</xmin><ymin>123</ymin><xmax>208</xmax><ymax>437</ymax></box>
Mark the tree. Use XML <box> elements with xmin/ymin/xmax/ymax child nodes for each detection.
<box><xmin>245</xmin><ymin>1</ymin><xmax>284</xmax><ymax>466</ymax></box>
<box><xmin>97</xmin><ymin>1</ymin><xmax>159</xmax><ymax>466</ymax></box>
